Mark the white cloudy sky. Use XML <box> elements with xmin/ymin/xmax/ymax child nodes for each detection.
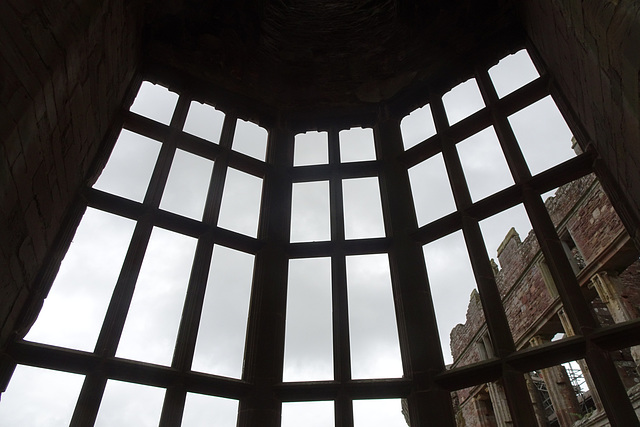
<box><xmin>0</xmin><ymin>49</ymin><xmax>578</xmax><ymax>426</ymax></box>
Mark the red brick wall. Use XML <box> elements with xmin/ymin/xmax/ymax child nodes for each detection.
<box><xmin>0</xmin><ymin>0</ymin><xmax>143</xmax><ymax>346</ymax></box>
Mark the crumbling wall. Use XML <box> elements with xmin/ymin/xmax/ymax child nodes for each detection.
<box><xmin>451</xmin><ymin>176</ymin><xmax>637</xmax><ymax>415</ymax></box>
<box><xmin>450</xmin><ymin>290</ymin><xmax>485</xmax><ymax>364</ymax></box>
<box><xmin>0</xmin><ymin>0</ymin><xmax>143</xmax><ymax>346</ymax></box>
<box><xmin>619</xmin><ymin>260</ymin><xmax>640</xmax><ymax>315</ymax></box>
<box><xmin>566</xmin><ymin>182</ymin><xmax>626</xmax><ymax>263</ymax></box>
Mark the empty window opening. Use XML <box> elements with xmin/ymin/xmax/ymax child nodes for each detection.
<box><xmin>192</xmin><ymin>245</ymin><xmax>254</xmax><ymax>378</ymax></box>
<box><xmin>92</xmin><ymin>129</ymin><xmax>162</xmax><ymax>202</ymax></box>
<box><xmin>182</xmin><ymin>393</ymin><xmax>239</xmax><ymax>426</ymax></box>
<box><xmin>94</xmin><ymin>380</ymin><xmax>165</xmax><ymax>426</ymax></box>
<box><xmin>456</xmin><ymin>126</ymin><xmax>514</xmax><ymax>202</ymax></box>
<box><xmin>342</xmin><ymin>177</ymin><xmax>386</xmax><ymax>240</ymax></box>
<box><xmin>129</xmin><ymin>81</ymin><xmax>179</xmax><ymax>125</ymax></box>
<box><xmin>159</xmin><ymin>149</ymin><xmax>214</xmax><ymax>221</ymax></box>
<box><xmin>281</xmin><ymin>401</ymin><xmax>335</xmax><ymax>427</ymax></box>
<box><xmin>408</xmin><ymin>153</ymin><xmax>457</xmax><ymax>226</ymax></box>
<box><xmin>290</xmin><ymin>181</ymin><xmax>331</xmax><ymax>242</ymax></box>
<box><xmin>24</xmin><ymin>208</ymin><xmax>136</xmax><ymax>351</ymax></box>
<box><xmin>508</xmin><ymin>97</ymin><xmax>575</xmax><ymax>175</ymax></box>
<box><xmin>488</xmin><ymin>49</ymin><xmax>540</xmax><ymax>98</ymax></box>
<box><xmin>353</xmin><ymin>399</ymin><xmax>407</xmax><ymax>427</ymax></box>
<box><xmin>293</xmin><ymin>131</ymin><xmax>329</xmax><ymax>166</ymax></box>
<box><xmin>478</xmin><ymin>204</ymin><xmax>533</xmax><ymax>271</ymax></box>
<box><xmin>478</xmin><ymin>204</ymin><xmax>543</xmax><ymax>339</ymax></box>
<box><xmin>346</xmin><ymin>254</ymin><xmax>403</xmax><ymax>379</ymax></box>
<box><xmin>116</xmin><ymin>227</ymin><xmax>197</xmax><ymax>366</ymax></box>
<box><xmin>233</xmin><ymin>119</ymin><xmax>268</xmax><ymax>161</ymax></box>
<box><xmin>218</xmin><ymin>168</ymin><xmax>263</xmax><ymax>237</ymax></box>
<box><xmin>442</xmin><ymin>78</ymin><xmax>485</xmax><ymax>125</ymax></box>
<box><xmin>400</xmin><ymin>103</ymin><xmax>437</xmax><ymax>150</ymax></box>
<box><xmin>0</xmin><ymin>365</ymin><xmax>84</xmax><ymax>426</ymax></box>
<box><xmin>183</xmin><ymin>101</ymin><xmax>225</xmax><ymax>144</ymax></box>
<box><xmin>284</xmin><ymin>258</ymin><xmax>333</xmax><ymax>382</ymax></box>
<box><xmin>423</xmin><ymin>231</ymin><xmax>480</xmax><ymax>365</ymax></box>
<box><xmin>339</xmin><ymin>127</ymin><xmax>376</xmax><ymax>163</ymax></box>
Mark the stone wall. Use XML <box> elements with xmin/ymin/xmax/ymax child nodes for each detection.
<box><xmin>0</xmin><ymin>0</ymin><xmax>143</xmax><ymax>346</ymax></box>
<box><xmin>523</xmin><ymin>0</ymin><xmax>640</xmax><ymax>249</ymax></box>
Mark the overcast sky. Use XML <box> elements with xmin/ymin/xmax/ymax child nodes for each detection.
<box><xmin>0</xmin><ymin>49</ymin><xmax>578</xmax><ymax>426</ymax></box>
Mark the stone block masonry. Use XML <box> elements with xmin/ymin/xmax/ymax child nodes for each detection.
<box><xmin>0</xmin><ymin>0</ymin><xmax>143</xmax><ymax>345</ymax></box>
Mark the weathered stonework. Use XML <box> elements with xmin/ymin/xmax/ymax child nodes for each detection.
<box><xmin>0</xmin><ymin>0</ymin><xmax>143</xmax><ymax>346</ymax></box>
<box><xmin>451</xmin><ymin>174</ymin><xmax>640</xmax><ymax>425</ymax></box>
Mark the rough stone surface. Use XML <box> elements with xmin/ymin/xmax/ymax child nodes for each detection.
<box><xmin>451</xmin><ymin>175</ymin><xmax>640</xmax><ymax>424</ymax></box>
<box><xmin>524</xmin><ymin>0</ymin><xmax>640</xmax><ymax>249</ymax></box>
<box><xmin>0</xmin><ymin>0</ymin><xmax>143</xmax><ymax>345</ymax></box>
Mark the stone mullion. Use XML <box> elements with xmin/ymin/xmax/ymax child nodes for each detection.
<box><xmin>375</xmin><ymin>117</ymin><xmax>455</xmax><ymax>427</ymax></box>
<box><xmin>69</xmin><ymin>94</ymin><xmax>192</xmax><ymax>427</ymax></box>
<box><xmin>158</xmin><ymin>113</ymin><xmax>237</xmax><ymax>426</ymax></box>
<box><xmin>521</xmin><ymin>188</ymin><xmax>639</xmax><ymax>425</ymax></box>
<box><xmin>478</xmin><ymin>68</ymin><xmax>638</xmax><ymax>425</ymax></box>
<box><xmin>236</xmin><ymin>126</ymin><xmax>292</xmax><ymax>427</ymax></box>
<box><xmin>328</xmin><ymin>128</ymin><xmax>355</xmax><ymax>427</ymax></box>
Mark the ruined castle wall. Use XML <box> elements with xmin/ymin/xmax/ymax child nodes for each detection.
<box><xmin>567</xmin><ymin>182</ymin><xmax>626</xmax><ymax>263</ymax></box>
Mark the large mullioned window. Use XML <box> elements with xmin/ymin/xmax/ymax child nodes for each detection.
<box><xmin>1</xmin><ymin>47</ymin><xmax>639</xmax><ymax>426</ymax></box>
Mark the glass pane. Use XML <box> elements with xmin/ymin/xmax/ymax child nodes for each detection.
<box><xmin>182</xmin><ymin>393</ymin><xmax>238</xmax><ymax>427</ymax></box>
<box><xmin>24</xmin><ymin>208</ymin><xmax>136</xmax><ymax>351</ymax></box>
<box><xmin>290</xmin><ymin>181</ymin><xmax>331</xmax><ymax>242</ymax></box>
<box><xmin>408</xmin><ymin>153</ymin><xmax>456</xmax><ymax>226</ymax></box>
<box><xmin>95</xmin><ymin>380</ymin><xmax>165</xmax><ymax>426</ymax></box>
<box><xmin>282</xmin><ymin>401</ymin><xmax>335</xmax><ymax>427</ymax></box>
<box><xmin>339</xmin><ymin>127</ymin><xmax>376</xmax><ymax>162</ymax></box>
<box><xmin>353</xmin><ymin>399</ymin><xmax>407</xmax><ymax>427</ymax></box>
<box><xmin>442</xmin><ymin>78</ymin><xmax>485</xmax><ymax>125</ymax></box>
<box><xmin>423</xmin><ymin>231</ymin><xmax>478</xmax><ymax>365</ymax></box>
<box><xmin>93</xmin><ymin>129</ymin><xmax>161</xmax><ymax>202</ymax></box>
<box><xmin>347</xmin><ymin>254</ymin><xmax>402</xmax><ymax>379</ymax></box>
<box><xmin>160</xmin><ymin>149</ymin><xmax>214</xmax><ymax>220</ymax></box>
<box><xmin>342</xmin><ymin>177</ymin><xmax>385</xmax><ymax>240</ymax></box>
<box><xmin>456</xmin><ymin>126</ymin><xmax>514</xmax><ymax>201</ymax></box>
<box><xmin>233</xmin><ymin>119</ymin><xmax>268</xmax><ymax>161</ymax></box>
<box><xmin>192</xmin><ymin>246</ymin><xmax>254</xmax><ymax>378</ymax></box>
<box><xmin>0</xmin><ymin>365</ymin><xmax>84</xmax><ymax>426</ymax></box>
<box><xmin>489</xmin><ymin>49</ymin><xmax>539</xmax><ymax>98</ymax></box>
<box><xmin>284</xmin><ymin>258</ymin><xmax>333</xmax><ymax>381</ymax></box>
<box><xmin>116</xmin><ymin>227</ymin><xmax>197</xmax><ymax>365</ymax></box>
<box><xmin>183</xmin><ymin>101</ymin><xmax>225</xmax><ymax>143</ymax></box>
<box><xmin>294</xmin><ymin>131</ymin><xmax>328</xmax><ymax>166</ymax></box>
<box><xmin>508</xmin><ymin>95</ymin><xmax>575</xmax><ymax>175</ymax></box>
<box><xmin>129</xmin><ymin>81</ymin><xmax>178</xmax><ymax>125</ymax></box>
<box><xmin>217</xmin><ymin>168</ymin><xmax>263</xmax><ymax>237</ymax></box>
<box><xmin>400</xmin><ymin>104</ymin><xmax>437</xmax><ymax>150</ymax></box>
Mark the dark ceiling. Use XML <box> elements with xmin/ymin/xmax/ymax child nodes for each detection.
<box><xmin>143</xmin><ymin>0</ymin><xmax>523</xmax><ymax>112</ymax></box>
